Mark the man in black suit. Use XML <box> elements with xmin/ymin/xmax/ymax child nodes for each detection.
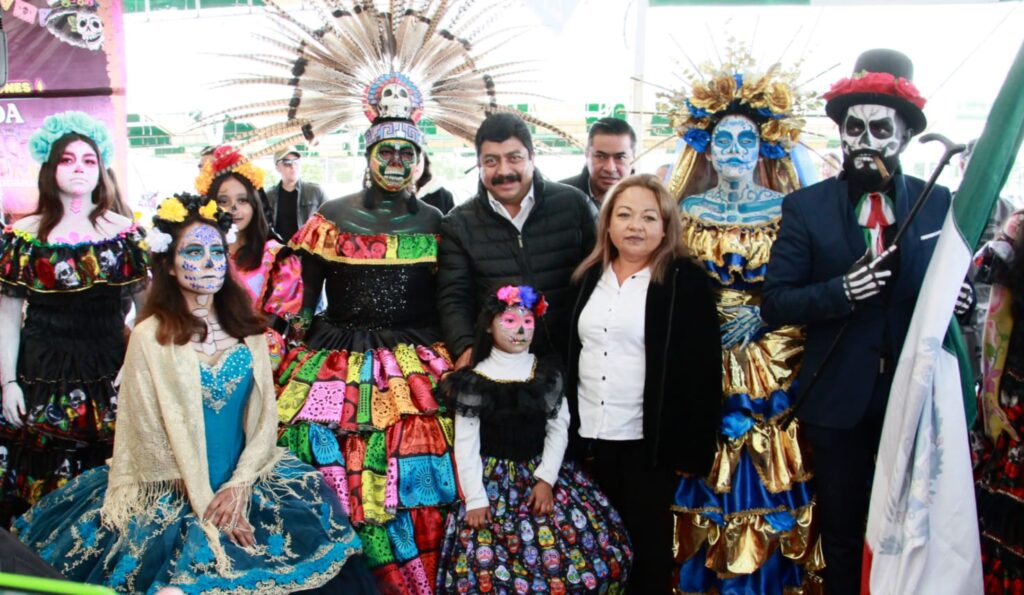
<box><xmin>763</xmin><ymin>49</ymin><xmax>969</xmax><ymax>594</ymax></box>
<box><xmin>561</xmin><ymin>117</ymin><xmax>635</xmax><ymax>209</ymax></box>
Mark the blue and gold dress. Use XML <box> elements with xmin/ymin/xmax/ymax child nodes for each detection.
<box><xmin>672</xmin><ymin>216</ymin><xmax>823</xmax><ymax>594</ymax></box>
<box><xmin>14</xmin><ymin>344</ymin><xmax>370</xmax><ymax>594</ymax></box>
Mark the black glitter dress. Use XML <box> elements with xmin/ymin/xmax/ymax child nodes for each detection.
<box><xmin>0</xmin><ymin>225</ymin><xmax>148</xmax><ymax>522</ymax></box>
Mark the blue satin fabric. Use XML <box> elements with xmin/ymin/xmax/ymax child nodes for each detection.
<box><xmin>703</xmin><ymin>254</ymin><xmax>767</xmax><ymax>287</ymax></box>
<box><xmin>677</xmin><ymin>544</ymin><xmax>804</xmax><ymax>595</ymax></box>
<box><xmin>14</xmin><ymin>346</ymin><xmax>369</xmax><ymax>594</ymax></box>
<box><xmin>720</xmin><ymin>385</ymin><xmax>795</xmax><ymax>440</ymax></box>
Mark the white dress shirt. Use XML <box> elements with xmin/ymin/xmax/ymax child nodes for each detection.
<box><xmin>487</xmin><ymin>190</ymin><xmax>535</xmax><ymax>232</ymax></box>
<box><xmin>576</xmin><ymin>264</ymin><xmax>650</xmax><ymax>440</ymax></box>
<box><xmin>454</xmin><ymin>349</ymin><xmax>570</xmax><ymax>511</ymax></box>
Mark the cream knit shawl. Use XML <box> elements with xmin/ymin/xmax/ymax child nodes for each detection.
<box><xmin>100</xmin><ymin>316</ymin><xmax>284</xmax><ymax>570</ymax></box>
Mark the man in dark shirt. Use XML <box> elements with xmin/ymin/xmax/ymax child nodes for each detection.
<box><xmin>560</xmin><ymin>117</ymin><xmax>635</xmax><ymax>209</ymax></box>
<box><xmin>265</xmin><ymin>146</ymin><xmax>326</xmax><ymax>241</ymax></box>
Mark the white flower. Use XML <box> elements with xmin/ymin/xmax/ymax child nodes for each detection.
<box><xmin>225</xmin><ymin>224</ymin><xmax>239</xmax><ymax>244</ymax></box>
<box><xmin>147</xmin><ymin>228</ymin><xmax>174</xmax><ymax>253</ymax></box>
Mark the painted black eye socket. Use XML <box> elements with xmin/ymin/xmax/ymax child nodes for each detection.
<box><xmin>844</xmin><ymin>116</ymin><xmax>866</xmax><ymax>137</ymax></box>
<box><xmin>869</xmin><ymin>118</ymin><xmax>895</xmax><ymax>139</ymax></box>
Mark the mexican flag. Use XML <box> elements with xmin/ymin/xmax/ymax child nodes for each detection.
<box><xmin>862</xmin><ymin>40</ymin><xmax>1024</xmax><ymax>595</ymax></box>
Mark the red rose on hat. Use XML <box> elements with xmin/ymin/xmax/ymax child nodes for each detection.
<box><xmin>893</xmin><ymin>77</ymin><xmax>926</xmax><ymax>109</ymax></box>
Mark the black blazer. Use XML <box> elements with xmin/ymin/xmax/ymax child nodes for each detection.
<box><xmin>566</xmin><ymin>258</ymin><xmax>721</xmax><ymax>474</ymax></box>
<box><xmin>762</xmin><ymin>174</ymin><xmax>951</xmax><ymax>428</ymax></box>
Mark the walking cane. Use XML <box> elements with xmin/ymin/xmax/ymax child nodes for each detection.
<box><xmin>781</xmin><ymin>133</ymin><xmax>967</xmax><ymax>429</ymax></box>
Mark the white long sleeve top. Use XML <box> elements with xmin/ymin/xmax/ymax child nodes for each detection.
<box><xmin>454</xmin><ymin>349</ymin><xmax>570</xmax><ymax>511</ymax></box>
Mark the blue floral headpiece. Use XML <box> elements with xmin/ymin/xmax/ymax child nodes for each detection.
<box><xmin>28</xmin><ymin>111</ymin><xmax>114</xmax><ymax>165</ymax></box>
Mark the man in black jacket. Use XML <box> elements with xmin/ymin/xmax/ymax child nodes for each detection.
<box><xmin>561</xmin><ymin>117</ymin><xmax>635</xmax><ymax>209</ymax></box>
<box><xmin>438</xmin><ymin>113</ymin><xmax>597</xmax><ymax>368</ymax></box>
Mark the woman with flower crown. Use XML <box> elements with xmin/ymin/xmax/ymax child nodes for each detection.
<box><xmin>0</xmin><ymin>111</ymin><xmax>149</xmax><ymax>525</ymax></box>
<box><xmin>14</xmin><ymin>193</ymin><xmax>377</xmax><ymax>594</ymax></box>
<box><xmin>664</xmin><ymin>49</ymin><xmax>824</xmax><ymax>593</ymax></box>
<box><xmin>436</xmin><ymin>285</ymin><xmax>632</xmax><ymax>593</ymax></box>
<box><xmin>197</xmin><ymin>145</ymin><xmax>303</xmax><ymax>368</ymax></box>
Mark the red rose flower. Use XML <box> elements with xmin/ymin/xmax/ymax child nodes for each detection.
<box><xmin>823</xmin><ymin>77</ymin><xmax>856</xmax><ymax>101</ymax></box>
<box><xmin>211</xmin><ymin>145</ymin><xmax>245</xmax><ymax>173</ymax></box>
<box><xmin>534</xmin><ymin>295</ymin><xmax>548</xmax><ymax>318</ymax></box>
<box><xmin>893</xmin><ymin>77</ymin><xmax>926</xmax><ymax>109</ymax></box>
<box><xmin>34</xmin><ymin>258</ymin><xmax>55</xmax><ymax>288</ymax></box>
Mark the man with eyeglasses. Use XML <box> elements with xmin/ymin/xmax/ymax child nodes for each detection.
<box><xmin>561</xmin><ymin>117</ymin><xmax>635</xmax><ymax>208</ymax></box>
<box><xmin>438</xmin><ymin>113</ymin><xmax>597</xmax><ymax>369</ymax></box>
<box><xmin>265</xmin><ymin>146</ymin><xmax>326</xmax><ymax>242</ymax></box>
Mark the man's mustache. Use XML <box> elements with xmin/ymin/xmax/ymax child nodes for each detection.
<box><xmin>490</xmin><ymin>173</ymin><xmax>522</xmax><ymax>185</ymax></box>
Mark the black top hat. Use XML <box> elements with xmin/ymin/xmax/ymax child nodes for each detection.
<box><xmin>824</xmin><ymin>49</ymin><xmax>927</xmax><ymax>134</ymax></box>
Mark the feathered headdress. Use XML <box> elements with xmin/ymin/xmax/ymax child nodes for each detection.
<box><xmin>205</xmin><ymin>0</ymin><xmax>575</xmax><ymax>156</ymax></box>
<box><xmin>658</xmin><ymin>42</ymin><xmax>821</xmax><ymax>198</ymax></box>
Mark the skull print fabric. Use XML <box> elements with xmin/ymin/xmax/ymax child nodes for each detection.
<box><xmin>0</xmin><ymin>225</ymin><xmax>149</xmax><ymax>515</ymax></box>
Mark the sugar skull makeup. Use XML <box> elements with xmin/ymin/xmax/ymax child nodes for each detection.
<box><xmin>172</xmin><ymin>222</ymin><xmax>227</xmax><ymax>295</ymax></box>
<box><xmin>490</xmin><ymin>306</ymin><xmax>535</xmax><ymax>354</ymax></box>
<box><xmin>369</xmin><ymin>139</ymin><xmax>417</xmax><ymax>192</ymax></box>
<box><xmin>841</xmin><ymin>103</ymin><xmax>909</xmax><ymax>190</ymax></box>
<box><xmin>710</xmin><ymin>115</ymin><xmax>759</xmax><ymax>181</ymax></box>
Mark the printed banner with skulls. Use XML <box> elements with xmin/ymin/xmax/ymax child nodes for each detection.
<box><xmin>0</xmin><ymin>1</ymin><xmax>127</xmax><ymax>219</ymax></box>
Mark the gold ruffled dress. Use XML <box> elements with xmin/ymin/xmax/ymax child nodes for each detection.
<box><xmin>672</xmin><ymin>214</ymin><xmax>823</xmax><ymax>594</ymax></box>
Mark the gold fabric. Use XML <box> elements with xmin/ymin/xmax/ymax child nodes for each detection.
<box><xmin>682</xmin><ymin>208</ymin><xmax>810</xmax><ymax>495</ymax></box>
<box><xmin>101</xmin><ymin>317</ymin><xmax>284</xmax><ymax>572</ymax></box>
<box><xmin>673</xmin><ymin>216</ymin><xmax>821</xmax><ymax>586</ymax></box>
<box><xmin>674</xmin><ymin>504</ymin><xmax>824</xmax><ymax>591</ymax></box>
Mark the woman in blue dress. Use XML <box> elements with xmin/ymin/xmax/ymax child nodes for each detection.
<box><xmin>14</xmin><ymin>193</ymin><xmax>377</xmax><ymax>594</ymax></box>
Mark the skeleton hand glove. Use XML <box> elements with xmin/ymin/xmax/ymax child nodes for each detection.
<box><xmin>954</xmin><ymin>281</ymin><xmax>975</xmax><ymax>317</ymax></box>
<box><xmin>842</xmin><ymin>247</ymin><xmax>895</xmax><ymax>303</ymax></box>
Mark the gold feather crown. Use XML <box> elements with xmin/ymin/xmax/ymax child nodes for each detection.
<box><xmin>207</xmin><ymin>0</ymin><xmax>575</xmax><ymax>156</ymax></box>
<box><xmin>658</xmin><ymin>42</ymin><xmax>821</xmax><ymax>160</ymax></box>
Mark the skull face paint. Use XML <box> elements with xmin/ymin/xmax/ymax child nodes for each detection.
<box><xmin>841</xmin><ymin>104</ymin><xmax>908</xmax><ymax>190</ymax></box>
<box><xmin>368</xmin><ymin>139</ymin><xmax>417</xmax><ymax>192</ymax></box>
<box><xmin>490</xmin><ymin>307</ymin><xmax>535</xmax><ymax>355</ymax></box>
<box><xmin>172</xmin><ymin>222</ymin><xmax>227</xmax><ymax>296</ymax></box>
<box><xmin>710</xmin><ymin>115</ymin><xmax>760</xmax><ymax>181</ymax></box>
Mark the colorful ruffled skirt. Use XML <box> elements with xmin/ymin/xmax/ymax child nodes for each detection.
<box><xmin>13</xmin><ymin>456</ymin><xmax>372</xmax><ymax>594</ymax></box>
<box><xmin>437</xmin><ymin>457</ymin><xmax>631</xmax><ymax>594</ymax></box>
<box><xmin>276</xmin><ymin>319</ymin><xmax>458</xmax><ymax>594</ymax></box>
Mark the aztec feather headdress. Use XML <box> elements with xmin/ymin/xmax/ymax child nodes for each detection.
<box><xmin>206</xmin><ymin>0</ymin><xmax>575</xmax><ymax>156</ymax></box>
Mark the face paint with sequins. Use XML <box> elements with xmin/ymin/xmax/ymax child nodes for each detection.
<box><xmin>368</xmin><ymin>139</ymin><xmax>418</xmax><ymax>192</ymax></box>
<box><xmin>490</xmin><ymin>306</ymin><xmax>535</xmax><ymax>354</ymax></box>
<box><xmin>173</xmin><ymin>222</ymin><xmax>227</xmax><ymax>295</ymax></box>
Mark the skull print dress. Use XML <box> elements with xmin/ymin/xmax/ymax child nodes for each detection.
<box><xmin>0</xmin><ymin>225</ymin><xmax>148</xmax><ymax>520</ymax></box>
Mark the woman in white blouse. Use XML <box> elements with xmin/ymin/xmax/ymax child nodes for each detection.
<box><xmin>566</xmin><ymin>174</ymin><xmax>722</xmax><ymax>594</ymax></box>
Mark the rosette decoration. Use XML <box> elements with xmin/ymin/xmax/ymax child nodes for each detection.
<box><xmin>148</xmin><ymin>193</ymin><xmax>236</xmax><ymax>254</ymax></box>
<box><xmin>658</xmin><ymin>43</ymin><xmax>821</xmax><ymax>198</ymax></box>
<box><xmin>493</xmin><ymin>284</ymin><xmax>548</xmax><ymax>317</ymax></box>
<box><xmin>28</xmin><ymin>110</ymin><xmax>114</xmax><ymax>165</ymax></box>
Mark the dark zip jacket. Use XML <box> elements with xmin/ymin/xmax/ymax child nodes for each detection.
<box><xmin>437</xmin><ymin>171</ymin><xmax>597</xmax><ymax>359</ymax></box>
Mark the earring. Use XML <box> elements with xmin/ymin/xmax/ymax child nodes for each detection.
<box><xmin>363</xmin><ymin>168</ymin><xmax>372</xmax><ymax>189</ymax></box>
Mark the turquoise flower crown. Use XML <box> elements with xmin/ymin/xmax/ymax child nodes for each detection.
<box><xmin>28</xmin><ymin>111</ymin><xmax>114</xmax><ymax>165</ymax></box>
